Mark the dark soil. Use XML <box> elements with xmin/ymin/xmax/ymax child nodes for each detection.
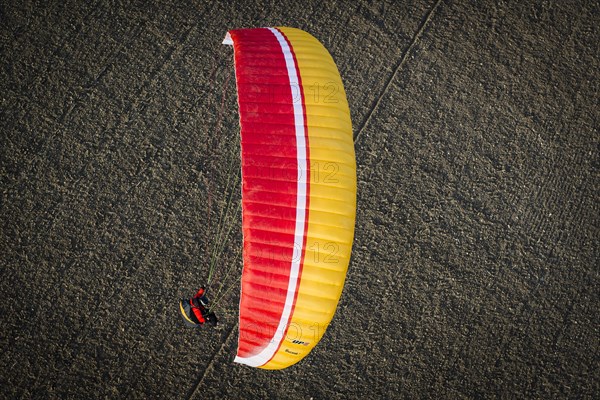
<box><xmin>1</xmin><ymin>0</ymin><xmax>598</xmax><ymax>398</ymax></box>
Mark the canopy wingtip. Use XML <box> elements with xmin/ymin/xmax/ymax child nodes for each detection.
<box><xmin>222</xmin><ymin>32</ymin><xmax>233</xmax><ymax>45</ymax></box>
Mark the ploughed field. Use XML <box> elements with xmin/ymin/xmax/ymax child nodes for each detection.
<box><xmin>1</xmin><ymin>0</ymin><xmax>598</xmax><ymax>398</ymax></box>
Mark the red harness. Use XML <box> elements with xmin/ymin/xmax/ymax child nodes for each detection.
<box><xmin>190</xmin><ymin>287</ymin><xmax>207</xmax><ymax>324</ymax></box>
<box><xmin>189</xmin><ymin>299</ymin><xmax>206</xmax><ymax>324</ymax></box>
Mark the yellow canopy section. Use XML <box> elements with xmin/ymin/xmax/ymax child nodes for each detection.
<box><xmin>262</xmin><ymin>27</ymin><xmax>356</xmax><ymax>369</ymax></box>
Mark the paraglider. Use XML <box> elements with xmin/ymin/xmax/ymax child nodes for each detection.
<box><xmin>179</xmin><ymin>287</ymin><xmax>218</xmax><ymax>327</ymax></box>
<box><xmin>181</xmin><ymin>27</ymin><xmax>356</xmax><ymax>370</ymax></box>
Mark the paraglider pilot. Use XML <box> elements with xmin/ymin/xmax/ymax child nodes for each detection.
<box><xmin>179</xmin><ymin>287</ymin><xmax>218</xmax><ymax>327</ymax></box>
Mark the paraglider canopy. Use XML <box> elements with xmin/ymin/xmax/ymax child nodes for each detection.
<box><xmin>224</xmin><ymin>27</ymin><xmax>356</xmax><ymax>369</ymax></box>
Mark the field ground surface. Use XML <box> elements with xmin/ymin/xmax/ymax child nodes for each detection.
<box><xmin>1</xmin><ymin>0</ymin><xmax>598</xmax><ymax>398</ymax></box>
